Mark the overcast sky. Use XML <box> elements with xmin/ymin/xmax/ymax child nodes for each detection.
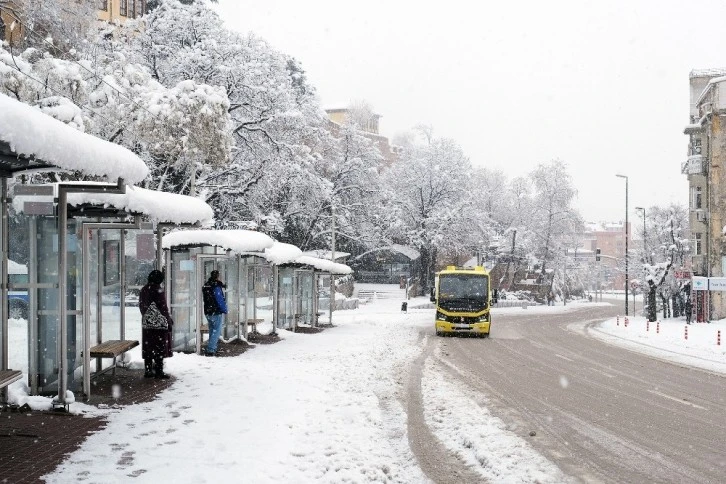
<box><xmin>214</xmin><ymin>0</ymin><xmax>726</xmax><ymax>223</ymax></box>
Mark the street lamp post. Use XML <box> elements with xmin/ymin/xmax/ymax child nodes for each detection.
<box><xmin>635</xmin><ymin>206</ymin><xmax>646</xmax><ymax>315</ymax></box>
<box><xmin>616</xmin><ymin>174</ymin><xmax>629</xmax><ymax>316</ymax></box>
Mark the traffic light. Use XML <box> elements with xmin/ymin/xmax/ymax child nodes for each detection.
<box><xmin>596</xmin><ymin>248</ymin><xmax>601</xmax><ymax>262</ymax></box>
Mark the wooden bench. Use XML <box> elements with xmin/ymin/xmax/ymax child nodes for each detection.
<box><xmin>246</xmin><ymin>319</ymin><xmax>263</xmax><ymax>335</ymax></box>
<box><xmin>0</xmin><ymin>369</ymin><xmax>23</xmax><ymax>407</ymax></box>
<box><xmin>89</xmin><ymin>340</ymin><xmax>139</xmax><ymax>358</ymax></box>
<box><xmin>0</xmin><ymin>370</ymin><xmax>22</xmax><ymax>390</ymax></box>
<box><xmin>89</xmin><ymin>340</ymin><xmax>139</xmax><ymax>375</ymax></box>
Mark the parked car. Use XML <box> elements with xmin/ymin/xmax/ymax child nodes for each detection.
<box><xmin>8</xmin><ymin>260</ymin><xmax>29</xmax><ymax>319</ymax></box>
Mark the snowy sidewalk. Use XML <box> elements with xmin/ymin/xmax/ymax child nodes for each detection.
<box><xmin>584</xmin><ymin>313</ymin><xmax>726</xmax><ymax>374</ymax></box>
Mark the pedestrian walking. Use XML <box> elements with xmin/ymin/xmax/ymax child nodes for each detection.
<box><xmin>685</xmin><ymin>298</ymin><xmax>692</xmax><ymax>324</ymax></box>
<box><xmin>202</xmin><ymin>270</ymin><xmax>227</xmax><ymax>356</ymax></box>
<box><xmin>139</xmin><ymin>269</ymin><xmax>173</xmax><ymax>379</ymax></box>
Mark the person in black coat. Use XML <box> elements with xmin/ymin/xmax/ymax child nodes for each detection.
<box><xmin>139</xmin><ymin>270</ymin><xmax>174</xmax><ymax>378</ymax></box>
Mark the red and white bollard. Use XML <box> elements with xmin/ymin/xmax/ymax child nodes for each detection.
<box><xmin>647</xmin><ymin>321</ymin><xmax>650</xmax><ymax>332</ymax></box>
<box><xmin>657</xmin><ymin>321</ymin><xmax>660</xmax><ymax>334</ymax></box>
<box><xmin>685</xmin><ymin>325</ymin><xmax>688</xmax><ymax>340</ymax></box>
<box><xmin>625</xmin><ymin>316</ymin><xmax>629</xmax><ymax>327</ymax></box>
<box><xmin>617</xmin><ymin>316</ymin><xmax>620</xmax><ymax>326</ymax></box>
<box><xmin>718</xmin><ymin>330</ymin><xmax>721</xmax><ymax>346</ymax></box>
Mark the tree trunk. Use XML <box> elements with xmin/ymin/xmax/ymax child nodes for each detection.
<box><xmin>418</xmin><ymin>245</ymin><xmax>433</xmax><ymax>296</ymax></box>
<box><xmin>660</xmin><ymin>294</ymin><xmax>668</xmax><ymax>319</ymax></box>
<box><xmin>671</xmin><ymin>294</ymin><xmax>681</xmax><ymax>318</ymax></box>
<box><xmin>647</xmin><ymin>282</ymin><xmax>657</xmax><ymax>322</ymax></box>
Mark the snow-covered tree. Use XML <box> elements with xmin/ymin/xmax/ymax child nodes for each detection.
<box><xmin>641</xmin><ymin>203</ymin><xmax>690</xmax><ymax>321</ymax></box>
<box><xmin>0</xmin><ymin>42</ymin><xmax>233</xmax><ymax>189</ymax></box>
<box><xmin>380</xmin><ymin>130</ymin><xmax>474</xmax><ymax>292</ymax></box>
<box><xmin>120</xmin><ymin>0</ymin><xmax>333</xmax><ymax>233</ymax></box>
<box><xmin>529</xmin><ymin>159</ymin><xmax>583</xmax><ymax>285</ymax></box>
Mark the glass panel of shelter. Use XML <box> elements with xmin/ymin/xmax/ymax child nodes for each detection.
<box><xmin>219</xmin><ymin>257</ymin><xmax>238</xmax><ymax>340</ymax></box>
<box><xmin>296</xmin><ymin>270</ymin><xmax>314</xmax><ymax>325</ymax></box>
<box><xmin>167</xmin><ymin>246</ymin><xmax>232</xmax><ymax>354</ymax></box>
<box><xmin>125</xmin><ymin>229</ymin><xmax>156</xmax><ymax>347</ymax></box>
<box><xmin>247</xmin><ymin>258</ymin><xmax>273</xmax><ymax>333</ymax></box>
<box><xmin>169</xmin><ymin>247</ymin><xmax>197</xmax><ymax>352</ymax></box>
<box><xmin>277</xmin><ymin>267</ymin><xmax>295</xmax><ymax>330</ymax></box>
<box><xmin>6</xmin><ymin>206</ymin><xmax>150</xmax><ymax>397</ymax></box>
<box><xmin>6</xmin><ymin>213</ymin><xmax>80</xmax><ymax>395</ymax></box>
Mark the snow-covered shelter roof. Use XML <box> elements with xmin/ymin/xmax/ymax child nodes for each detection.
<box><xmin>162</xmin><ymin>229</ymin><xmax>275</xmax><ymax>253</ymax></box>
<box><xmin>261</xmin><ymin>244</ymin><xmax>353</xmax><ymax>272</ymax></box>
<box><xmin>264</xmin><ymin>242</ymin><xmax>303</xmax><ymax>265</ymax></box>
<box><xmin>68</xmin><ymin>185</ymin><xmax>213</xmax><ymax>225</ymax></box>
<box><xmin>690</xmin><ymin>68</ymin><xmax>726</xmax><ymax>78</ymax></box>
<box><xmin>301</xmin><ymin>249</ymin><xmax>350</xmax><ymax>261</ymax></box>
<box><xmin>386</xmin><ymin>244</ymin><xmax>420</xmax><ymax>260</ymax></box>
<box><xmin>295</xmin><ymin>255</ymin><xmax>352</xmax><ymax>275</ymax></box>
<box><xmin>0</xmin><ymin>93</ymin><xmax>148</xmax><ymax>184</ymax></box>
<box><xmin>13</xmin><ymin>183</ymin><xmax>214</xmax><ymax>225</ymax></box>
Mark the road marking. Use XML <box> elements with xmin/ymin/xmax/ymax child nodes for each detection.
<box><xmin>648</xmin><ymin>390</ymin><xmax>707</xmax><ymax>410</ymax></box>
<box><xmin>554</xmin><ymin>354</ymin><xmax>574</xmax><ymax>362</ymax></box>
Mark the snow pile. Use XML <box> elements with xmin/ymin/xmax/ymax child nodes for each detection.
<box><xmin>0</xmin><ymin>93</ymin><xmax>148</xmax><ymax>184</ymax></box>
<box><xmin>162</xmin><ymin>229</ymin><xmax>275</xmax><ymax>253</ymax></box>
<box><xmin>8</xmin><ymin>260</ymin><xmax>27</xmax><ymax>275</ymax></box>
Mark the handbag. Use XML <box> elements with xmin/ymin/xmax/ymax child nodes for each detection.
<box><xmin>142</xmin><ymin>302</ymin><xmax>168</xmax><ymax>330</ymax></box>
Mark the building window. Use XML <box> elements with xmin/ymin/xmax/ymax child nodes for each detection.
<box><xmin>691</xmin><ymin>186</ymin><xmax>703</xmax><ymax>210</ymax></box>
<box><xmin>99</xmin><ymin>0</ymin><xmax>108</xmax><ymax>10</ymax></box>
<box><xmin>695</xmin><ymin>233</ymin><xmax>702</xmax><ymax>256</ymax></box>
<box><xmin>120</xmin><ymin>0</ymin><xmax>128</xmax><ymax>17</ymax></box>
<box><xmin>133</xmin><ymin>0</ymin><xmax>145</xmax><ymax>18</ymax></box>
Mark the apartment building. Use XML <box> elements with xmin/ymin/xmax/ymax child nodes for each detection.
<box><xmin>582</xmin><ymin>222</ymin><xmax>631</xmax><ymax>291</ymax></box>
<box><xmin>683</xmin><ymin>69</ymin><xmax>726</xmax><ymax>320</ymax></box>
<box><xmin>97</xmin><ymin>0</ymin><xmax>146</xmax><ymax>23</ymax></box>
<box><xmin>324</xmin><ymin>107</ymin><xmax>401</xmax><ymax>166</ymax></box>
<box><xmin>0</xmin><ymin>0</ymin><xmax>144</xmax><ymax>46</ymax></box>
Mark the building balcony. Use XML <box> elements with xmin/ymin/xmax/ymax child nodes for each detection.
<box><xmin>682</xmin><ymin>154</ymin><xmax>705</xmax><ymax>175</ymax></box>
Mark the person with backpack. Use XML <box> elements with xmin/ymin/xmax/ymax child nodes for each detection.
<box><xmin>202</xmin><ymin>270</ymin><xmax>227</xmax><ymax>356</ymax></box>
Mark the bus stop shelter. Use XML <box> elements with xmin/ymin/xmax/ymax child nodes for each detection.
<box><xmin>295</xmin><ymin>255</ymin><xmax>353</xmax><ymax>327</ymax></box>
<box><xmin>161</xmin><ymin>229</ymin><xmax>276</xmax><ymax>354</ymax></box>
<box><xmin>262</xmin><ymin>244</ymin><xmax>352</xmax><ymax>331</ymax></box>
<box><xmin>9</xmin><ymin>183</ymin><xmax>213</xmax><ymax>403</ymax></box>
<box><xmin>0</xmin><ymin>92</ymin><xmax>148</xmax><ymax>407</ymax></box>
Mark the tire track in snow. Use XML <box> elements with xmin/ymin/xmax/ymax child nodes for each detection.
<box><xmin>406</xmin><ymin>333</ymin><xmax>484</xmax><ymax>484</ymax></box>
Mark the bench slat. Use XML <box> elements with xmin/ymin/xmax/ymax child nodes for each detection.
<box><xmin>89</xmin><ymin>340</ymin><xmax>139</xmax><ymax>358</ymax></box>
<box><xmin>0</xmin><ymin>369</ymin><xmax>23</xmax><ymax>388</ymax></box>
